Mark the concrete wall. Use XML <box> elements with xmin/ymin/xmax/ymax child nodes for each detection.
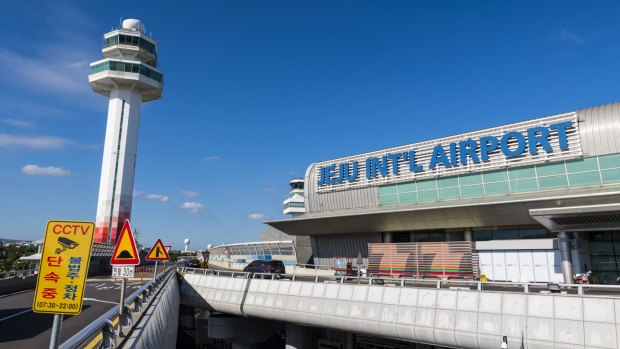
<box><xmin>180</xmin><ymin>272</ymin><xmax>620</xmax><ymax>349</ymax></box>
<box><xmin>0</xmin><ymin>275</ymin><xmax>37</xmax><ymax>295</ymax></box>
<box><xmin>124</xmin><ymin>273</ymin><xmax>180</xmax><ymax>348</ymax></box>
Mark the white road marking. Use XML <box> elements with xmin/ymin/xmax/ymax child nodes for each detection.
<box><xmin>83</xmin><ymin>298</ymin><xmax>117</xmax><ymax>305</ymax></box>
<box><xmin>0</xmin><ymin>309</ymin><xmax>31</xmax><ymax>322</ymax></box>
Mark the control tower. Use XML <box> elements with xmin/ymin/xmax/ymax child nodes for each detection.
<box><xmin>88</xmin><ymin>19</ymin><xmax>163</xmax><ymax>244</ymax></box>
<box><xmin>283</xmin><ymin>178</ymin><xmax>306</xmax><ymax>217</ymax></box>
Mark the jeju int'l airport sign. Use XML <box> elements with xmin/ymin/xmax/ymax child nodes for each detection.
<box><xmin>315</xmin><ymin>112</ymin><xmax>581</xmax><ymax>192</ymax></box>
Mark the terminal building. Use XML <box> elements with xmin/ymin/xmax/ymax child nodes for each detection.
<box><xmin>267</xmin><ymin>102</ymin><xmax>620</xmax><ymax>284</ymax></box>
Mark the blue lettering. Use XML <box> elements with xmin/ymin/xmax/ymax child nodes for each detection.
<box><xmin>366</xmin><ymin>158</ymin><xmax>372</xmax><ymax>179</ymax></box>
<box><xmin>371</xmin><ymin>156</ymin><xmax>389</xmax><ymax>177</ymax></box>
<box><xmin>336</xmin><ymin>161</ymin><xmax>359</xmax><ymax>183</ymax></box>
<box><xmin>429</xmin><ymin>145</ymin><xmax>450</xmax><ymax>170</ymax></box>
<box><xmin>325</xmin><ymin>165</ymin><xmax>336</xmax><ymax>184</ymax></box>
<box><xmin>459</xmin><ymin>140</ymin><xmax>480</xmax><ymax>165</ymax></box>
<box><xmin>449</xmin><ymin>143</ymin><xmax>458</xmax><ymax>166</ymax></box>
<box><xmin>500</xmin><ymin>131</ymin><xmax>527</xmax><ymax>158</ymax></box>
<box><xmin>549</xmin><ymin>121</ymin><xmax>572</xmax><ymax>150</ymax></box>
<box><xmin>387</xmin><ymin>153</ymin><xmax>403</xmax><ymax>174</ymax></box>
<box><xmin>409</xmin><ymin>150</ymin><xmax>423</xmax><ymax>172</ymax></box>
<box><xmin>335</xmin><ymin>164</ymin><xmax>346</xmax><ymax>183</ymax></box>
<box><xmin>318</xmin><ymin>167</ymin><xmax>328</xmax><ymax>187</ymax></box>
<box><xmin>527</xmin><ymin>126</ymin><xmax>552</xmax><ymax>155</ymax></box>
<box><xmin>479</xmin><ymin>136</ymin><xmax>499</xmax><ymax>161</ymax></box>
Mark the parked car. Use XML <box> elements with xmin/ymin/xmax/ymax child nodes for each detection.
<box><xmin>243</xmin><ymin>260</ymin><xmax>286</xmax><ymax>276</ymax></box>
<box><xmin>187</xmin><ymin>259</ymin><xmax>202</xmax><ymax>268</ymax></box>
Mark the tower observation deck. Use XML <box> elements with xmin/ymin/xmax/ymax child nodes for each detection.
<box><xmin>89</xmin><ymin>19</ymin><xmax>163</xmax><ymax>244</ymax></box>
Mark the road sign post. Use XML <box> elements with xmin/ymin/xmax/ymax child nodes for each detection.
<box><xmin>145</xmin><ymin>239</ymin><xmax>170</xmax><ymax>280</ymax></box>
<box><xmin>110</xmin><ymin>220</ymin><xmax>140</xmax><ymax>337</ymax></box>
<box><xmin>49</xmin><ymin>314</ymin><xmax>63</xmax><ymax>349</ymax></box>
<box><xmin>32</xmin><ymin>220</ymin><xmax>95</xmax><ymax>349</ymax></box>
<box><xmin>164</xmin><ymin>245</ymin><xmax>171</xmax><ymax>270</ymax></box>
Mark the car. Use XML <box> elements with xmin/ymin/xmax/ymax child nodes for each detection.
<box><xmin>187</xmin><ymin>259</ymin><xmax>202</xmax><ymax>268</ymax></box>
<box><xmin>242</xmin><ymin>260</ymin><xmax>286</xmax><ymax>276</ymax></box>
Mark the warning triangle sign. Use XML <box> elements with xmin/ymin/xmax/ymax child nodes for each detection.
<box><xmin>110</xmin><ymin>220</ymin><xmax>140</xmax><ymax>265</ymax></box>
<box><xmin>145</xmin><ymin>239</ymin><xmax>170</xmax><ymax>261</ymax></box>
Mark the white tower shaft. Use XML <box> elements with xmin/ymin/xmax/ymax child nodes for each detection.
<box><xmin>95</xmin><ymin>89</ymin><xmax>142</xmax><ymax>243</ymax></box>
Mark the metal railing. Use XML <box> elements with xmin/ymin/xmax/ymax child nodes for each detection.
<box><xmin>60</xmin><ymin>267</ymin><xmax>175</xmax><ymax>349</ymax></box>
<box><xmin>178</xmin><ymin>267</ymin><xmax>620</xmax><ymax>296</ymax></box>
<box><xmin>294</xmin><ymin>263</ymin><xmax>332</xmax><ymax>270</ymax></box>
<box><xmin>0</xmin><ymin>269</ymin><xmax>37</xmax><ymax>279</ymax></box>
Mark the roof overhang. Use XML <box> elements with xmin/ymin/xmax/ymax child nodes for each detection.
<box><xmin>267</xmin><ymin>188</ymin><xmax>620</xmax><ymax>236</ymax></box>
<box><xmin>529</xmin><ymin>203</ymin><xmax>620</xmax><ymax>232</ymax></box>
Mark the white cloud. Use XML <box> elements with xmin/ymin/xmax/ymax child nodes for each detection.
<box><xmin>145</xmin><ymin>194</ymin><xmax>169</xmax><ymax>202</ymax></box>
<box><xmin>0</xmin><ymin>4</ymin><xmax>100</xmax><ymax>107</ymax></box>
<box><xmin>133</xmin><ymin>190</ymin><xmax>143</xmax><ymax>197</ymax></box>
<box><xmin>248</xmin><ymin>213</ymin><xmax>267</xmax><ymax>220</ymax></box>
<box><xmin>182</xmin><ymin>202</ymin><xmax>205</xmax><ymax>213</ymax></box>
<box><xmin>0</xmin><ymin>133</ymin><xmax>73</xmax><ymax>150</ymax></box>
<box><xmin>22</xmin><ymin>164</ymin><xmax>71</xmax><ymax>176</ymax></box>
<box><xmin>0</xmin><ymin>96</ymin><xmax>67</xmax><ymax>118</ymax></box>
<box><xmin>181</xmin><ymin>190</ymin><xmax>199</xmax><ymax>198</ymax></box>
<box><xmin>557</xmin><ymin>30</ymin><xmax>585</xmax><ymax>44</ymax></box>
<box><xmin>0</xmin><ymin>48</ymin><xmax>89</xmax><ymax>95</ymax></box>
<box><xmin>3</xmin><ymin>118</ymin><xmax>35</xmax><ymax>129</ymax></box>
<box><xmin>203</xmin><ymin>156</ymin><xmax>221</xmax><ymax>161</ymax></box>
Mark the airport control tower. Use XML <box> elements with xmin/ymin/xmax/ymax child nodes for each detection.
<box><xmin>89</xmin><ymin>19</ymin><xmax>163</xmax><ymax>244</ymax></box>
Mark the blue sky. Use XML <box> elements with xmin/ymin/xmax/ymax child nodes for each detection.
<box><xmin>1</xmin><ymin>1</ymin><xmax>620</xmax><ymax>250</ymax></box>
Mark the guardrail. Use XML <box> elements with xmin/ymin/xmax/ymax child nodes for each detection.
<box><xmin>294</xmin><ymin>263</ymin><xmax>332</xmax><ymax>270</ymax></box>
<box><xmin>178</xmin><ymin>267</ymin><xmax>620</xmax><ymax>296</ymax></box>
<box><xmin>0</xmin><ymin>269</ymin><xmax>37</xmax><ymax>279</ymax></box>
<box><xmin>60</xmin><ymin>267</ymin><xmax>175</xmax><ymax>349</ymax></box>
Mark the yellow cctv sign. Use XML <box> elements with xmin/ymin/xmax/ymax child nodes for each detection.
<box><xmin>33</xmin><ymin>221</ymin><xmax>94</xmax><ymax>315</ymax></box>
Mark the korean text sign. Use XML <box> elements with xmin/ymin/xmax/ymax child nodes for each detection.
<box><xmin>32</xmin><ymin>221</ymin><xmax>94</xmax><ymax>315</ymax></box>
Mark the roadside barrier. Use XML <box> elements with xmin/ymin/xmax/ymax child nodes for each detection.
<box><xmin>59</xmin><ymin>266</ymin><xmax>175</xmax><ymax>349</ymax></box>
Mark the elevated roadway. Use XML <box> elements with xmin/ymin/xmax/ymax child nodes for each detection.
<box><xmin>180</xmin><ymin>268</ymin><xmax>620</xmax><ymax>349</ymax></box>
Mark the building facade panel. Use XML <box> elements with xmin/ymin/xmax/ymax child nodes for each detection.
<box><xmin>578</xmin><ymin>102</ymin><xmax>620</xmax><ymax>156</ymax></box>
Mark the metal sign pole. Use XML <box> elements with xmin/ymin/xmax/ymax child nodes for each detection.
<box><xmin>49</xmin><ymin>314</ymin><xmax>63</xmax><ymax>349</ymax></box>
<box><xmin>153</xmin><ymin>260</ymin><xmax>158</xmax><ymax>280</ymax></box>
<box><xmin>118</xmin><ymin>277</ymin><xmax>126</xmax><ymax>337</ymax></box>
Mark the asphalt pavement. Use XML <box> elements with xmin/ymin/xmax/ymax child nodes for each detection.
<box><xmin>0</xmin><ymin>276</ymin><xmax>146</xmax><ymax>349</ymax></box>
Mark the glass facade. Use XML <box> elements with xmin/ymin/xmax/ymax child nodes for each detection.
<box><xmin>391</xmin><ymin>229</ymin><xmax>551</xmax><ymax>242</ymax></box>
<box><xmin>105</xmin><ymin>34</ymin><xmax>156</xmax><ymax>54</ymax></box>
<box><xmin>379</xmin><ymin>153</ymin><xmax>620</xmax><ymax>206</ymax></box>
<box><xmin>473</xmin><ymin>228</ymin><xmax>553</xmax><ymax>241</ymax></box>
<box><xmin>90</xmin><ymin>60</ymin><xmax>163</xmax><ymax>83</ymax></box>
<box><xmin>588</xmin><ymin>232</ymin><xmax>620</xmax><ymax>284</ymax></box>
<box><xmin>208</xmin><ymin>241</ymin><xmax>297</xmax><ymax>265</ymax></box>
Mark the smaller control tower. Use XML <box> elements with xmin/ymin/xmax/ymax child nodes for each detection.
<box><xmin>283</xmin><ymin>178</ymin><xmax>306</xmax><ymax>217</ymax></box>
<box><xmin>89</xmin><ymin>19</ymin><xmax>163</xmax><ymax>244</ymax></box>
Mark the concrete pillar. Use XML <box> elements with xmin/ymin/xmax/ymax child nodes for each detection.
<box><xmin>463</xmin><ymin>228</ymin><xmax>473</xmax><ymax>242</ymax></box>
<box><xmin>558</xmin><ymin>231</ymin><xmax>574</xmax><ymax>284</ymax></box>
<box><xmin>383</xmin><ymin>232</ymin><xmax>393</xmax><ymax>243</ymax></box>
<box><xmin>286</xmin><ymin>324</ymin><xmax>317</xmax><ymax>349</ymax></box>
<box><xmin>344</xmin><ymin>332</ymin><xmax>355</xmax><ymax>349</ymax></box>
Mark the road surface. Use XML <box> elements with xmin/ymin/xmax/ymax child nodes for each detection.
<box><xmin>0</xmin><ymin>277</ymin><xmax>146</xmax><ymax>348</ymax></box>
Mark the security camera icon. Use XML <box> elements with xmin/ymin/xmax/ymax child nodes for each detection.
<box><xmin>55</xmin><ymin>237</ymin><xmax>79</xmax><ymax>254</ymax></box>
